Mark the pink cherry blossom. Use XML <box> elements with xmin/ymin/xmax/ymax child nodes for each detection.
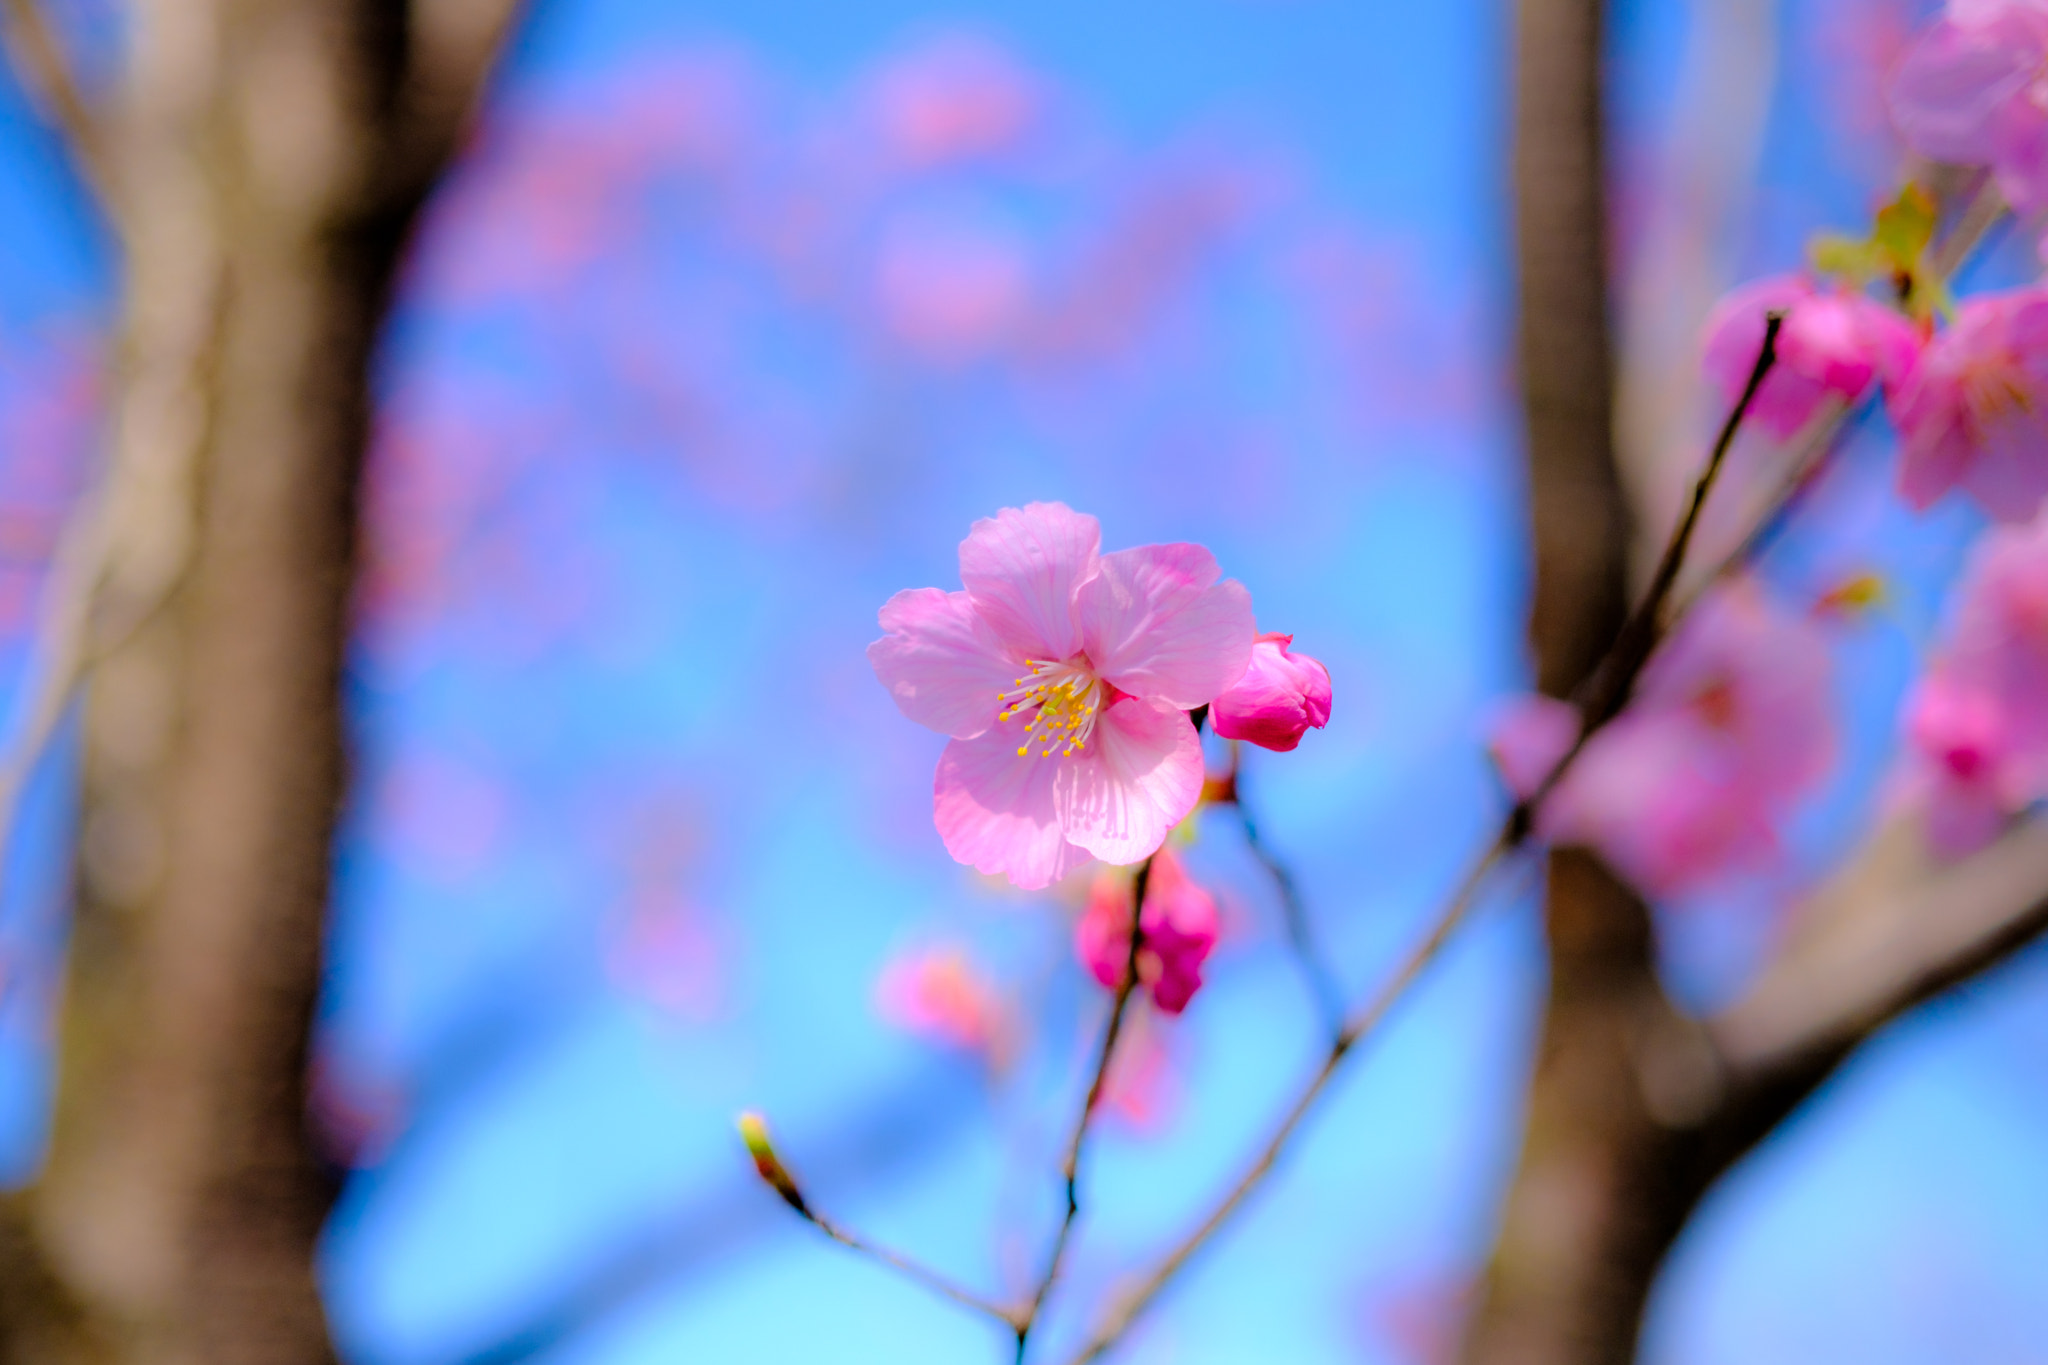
<box><xmin>1888</xmin><ymin>0</ymin><xmax>2048</xmax><ymax>213</ymax></box>
<box><xmin>1487</xmin><ymin>692</ymin><xmax>1581</xmax><ymax>801</ymax></box>
<box><xmin>870</xmin><ymin>503</ymin><xmax>1255</xmax><ymax>889</ymax></box>
<box><xmin>1891</xmin><ymin>285</ymin><xmax>2048</xmax><ymax>522</ymax></box>
<box><xmin>1074</xmin><ymin>847</ymin><xmax>1220</xmax><ymax>1014</ymax></box>
<box><xmin>1096</xmin><ymin>1005</ymin><xmax>1180</xmax><ymax>1132</ymax></box>
<box><xmin>866</xmin><ymin>33</ymin><xmax>1043</xmax><ymax>170</ymax></box>
<box><xmin>1210</xmin><ymin>632</ymin><xmax>1333</xmax><ymax>752</ymax></box>
<box><xmin>1901</xmin><ymin>508</ymin><xmax>2048</xmax><ymax>853</ymax></box>
<box><xmin>874</xmin><ymin>211</ymin><xmax>1032</xmax><ymax>360</ymax></box>
<box><xmin>1702</xmin><ymin>275</ymin><xmax>1920</xmax><ymax>438</ymax></box>
<box><xmin>1530</xmin><ymin>582</ymin><xmax>1835</xmax><ymax>899</ymax></box>
<box><xmin>875</xmin><ymin>945</ymin><xmax>1009</xmax><ymax>1061</ymax></box>
<box><xmin>1906</xmin><ymin>673</ymin><xmax>2013</xmax><ymax>855</ymax></box>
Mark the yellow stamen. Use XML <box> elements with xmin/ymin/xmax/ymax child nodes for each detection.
<box><xmin>996</xmin><ymin>658</ymin><xmax>1105</xmax><ymax>760</ymax></box>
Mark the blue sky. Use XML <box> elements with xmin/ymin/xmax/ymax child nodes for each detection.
<box><xmin>0</xmin><ymin>2</ymin><xmax>2045</xmax><ymax>1363</ymax></box>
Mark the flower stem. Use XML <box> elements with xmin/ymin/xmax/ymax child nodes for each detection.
<box><xmin>1223</xmin><ymin>742</ymin><xmax>1347</xmax><ymax>1044</ymax></box>
<box><xmin>1014</xmin><ymin>855</ymin><xmax>1154</xmax><ymax>1360</ymax></box>
<box><xmin>738</xmin><ymin>1111</ymin><xmax>1025</xmax><ymax>1332</ymax></box>
<box><xmin>1057</xmin><ymin>314</ymin><xmax>1789</xmax><ymax>1364</ymax></box>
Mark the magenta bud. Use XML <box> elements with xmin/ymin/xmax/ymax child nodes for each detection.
<box><xmin>1210</xmin><ymin>633</ymin><xmax>1332</xmax><ymax>752</ymax></box>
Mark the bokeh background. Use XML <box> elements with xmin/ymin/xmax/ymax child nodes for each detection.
<box><xmin>3</xmin><ymin>1</ymin><xmax>2047</xmax><ymax>1362</ymax></box>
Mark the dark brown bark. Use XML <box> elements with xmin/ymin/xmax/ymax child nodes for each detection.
<box><xmin>1465</xmin><ymin>7</ymin><xmax>2048</xmax><ymax>1362</ymax></box>
<box><xmin>1460</xmin><ymin>1</ymin><xmax>1676</xmax><ymax>1362</ymax></box>
<box><xmin>1513</xmin><ymin>0</ymin><xmax>1630</xmax><ymax>702</ymax></box>
<box><xmin>0</xmin><ymin>4</ymin><xmax>517</xmax><ymax>1362</ymax></box>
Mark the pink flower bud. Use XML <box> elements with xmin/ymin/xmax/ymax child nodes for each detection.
<box><xmin>875</xmin><ymin>945</ymin><xmax>1010</xmax><ymax>1065</ymax></box>
<box><xmin>1075</xmin><ymin>847</ymin><xmax>1219</xmax><ymax>1015</ymax></box>
<box><xmin>1210</xmin><ymin>633</ymin><xmax>1332</xmax><ymax>752</ymax></box>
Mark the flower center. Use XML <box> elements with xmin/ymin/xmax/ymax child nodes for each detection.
<box><xmin>1690</xmin><ymin>677</ymin><xmax>1738</xmax><ymax>730</ymax></box>
<box><xmin>1962</xmin><ymin>352</ymin><xmax>2037</xmax><ymax>429</ymax></box>
<box><xmin>998</xmin><ymin>658</ymin><xmax>1105</xmax><ymax>758</ymax></box>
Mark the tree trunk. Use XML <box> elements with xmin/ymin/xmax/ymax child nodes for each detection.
<box><xmin>0</xmin><ymin>4</ymin><xmax>516</xmax><ymax>1362</ymax></box>
<box><xmin>1459</xmin><ymin>0</ymin><xmax>1689</xmax><ymax>1362</ymax></box>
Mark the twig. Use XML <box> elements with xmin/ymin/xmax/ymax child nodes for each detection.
<box><xmin>1572</xmin><ymin>312</ymin><xmax>1784</xmax><ymax>729</ymax></box>
<box><xmin>1672</xmin><ymin>175</ymin><xmax>2008</xmax><ymax>619</ymax></box>
<box><xmin>1671</xmin><ymin>394</ymin><xmax>1858</xmax><ymax>620</ymax></box>
<box><xmin>1714</xmin><ymin>814</ymin><xmax>2048</xmax><ymax>1076</ymax></box>
<box><xmin>1063</xmin><ymin>836</ymin><xmax>1514</xmax><ymax>1364</ymax></box>
<box><xmin>0</xmin><ymin>491</ymin><xmax>109</xmax><ymax>938</ymax></box>
<box><xmin>0</xmin><ymin>0</ymin><xmax>117</xmax><ymax>217</ymax></box>
<box><xmin>1926</xmin><ymin>175</ymin><xmax>2005</xmax><ymax>285</ymax></box>
<box><xmin>1218</xmin><ymin>743</ymin><xmax>1346</xmax><ymax>1043</ymax></box>
<box><xmin>1015</xmin><ymin>855</ymin><xmax>1154</xmax><ymax>1361</ymax></box>
<box><xmin>738</xmin><ymin>1112</ymin><xmax>1024</xmax><ymax>1331</ymax></box>
<box><xmin>738</xmin><ymin>859</ymin><xmax>1157</xmax><ymax>1360</ymax></box>
<box><xmin>1055</xmin><ymin>314</ymin><xmax>1789</xmax><ymax>1364</ymax></box>
<box><xmin>796</xmin><ymin>1199</ymin><xmax>1023</xmax><ymax>1328</ymax></box>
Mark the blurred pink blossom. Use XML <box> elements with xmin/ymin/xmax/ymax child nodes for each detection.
<box><xmin>1095</xmin><ymin>1005</ymin><xmax>1181</xmax><ymax>1132</ymax></box>
<box><xmin>1891</xmin><ymin>284</ymin><xmax>2048</xmax><ymax>522</ymax></box>
<box><xmin>874</xmin><ymin>210</ymin><xmax>1032</xmax><ymax>359</ymax></box>
<box><xmin>1488</xmin><ymin>692</ymin><xmax>1581</xmax><ymax>801</ymax></box>
<box><xmin>875</xmin><ymin>945</ymin><xmax>1009</xmax><ymax>1061</ymax></box>
<box><xmin>1074</xmin><ymin>846</ymin><xmax>1220</xmax><ymax>1015</ymax></box>
<box><xmin>869</xmin><ymin>502</ymin><xmax>1254</xmax><ymax>889</ymax></box>
<box><xmin>1702</xmin><ymin>274</ymin><xmax>1920</xmax><ymax>438</ymax></box>
<box><xmin>1026</xmin><ymin>164</ymin><xmax>1259</xmax><ymax>365</ymax></box>
<box><xmin>1902</xmin><ymin>509</ymin><xmax>2048</xmax><ymax>854</ymax></box>
<box><xmin>375</xmin><ymin>753</ymin><xmax>507</xmax><ymax>882</ymax></box>
<box><xmin>1907</xmin><ymin>672</ymin><xmax>2014</xmax><ymax>855</ymax></box>
<box><xmin>1523</xmin><ymin>583</ymin><xmax>1836</xmax><ymax>898</ymax></box>
<box><xmin>865</xmin><ymin>33</ymin><xmax>1043</xmax><ymax>169</ymax></box>
<box><xmin>1888</xmin><ymin>0</ymin><xmax>2048</xmax><ymax>211</ymax></box>
<box><xmin>1211</xmin><ymin>632</ymin><xmax>1333</xmax><ymax>752</ymax></box>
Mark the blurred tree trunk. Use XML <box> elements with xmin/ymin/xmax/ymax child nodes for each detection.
<box><xmin>1458</xmin><ymin>0</ymin><xmax>1693</xmax><ymax>1362</ymax></box>
<box><xmin>0</xmin><ymin>3</ymin><xmax>517</xmax><ymax>1362</ymax></box>
<box><xmin>1459</xmin><ymin>7</ymin><xmax>2048</xmax><ymax>1363</ymax></box>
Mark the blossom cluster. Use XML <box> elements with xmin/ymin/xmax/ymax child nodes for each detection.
<box><xmin>1905</xmin><ymin>509</ymin><xmax>2048</xmax><ymax>856</ymax></box>
<box><xmin>1703</xmin><ymin>267</ymin><xmax>2048</xmax><ymax>527</ymax></box>
<box><xmin>869</xmin><ymin>500</ymin><xmax>1328</xmax><ymax>1031</ymax></box>
<box><xmin>1493</xmin><ymin>585</ymin><xmax>1835</xmax><ymax>899</ymax></box>
<box><xmin>867</xmin><ymin>0</ymin><xmax>2048</xmax><ymax>1071</ymax></box>
<box><xmin>1485</xmin><ymin>0</ymin><xmax>2048</xmax><ymax>895</ymax></box>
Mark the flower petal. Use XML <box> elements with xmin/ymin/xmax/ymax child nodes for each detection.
<box><xmin>958</xmin><ymin>502</ymin><xmax>1101</xmax><ymax>661</ymax></box>
<box><xmin>869</xmin><ymin>588</ymin><xmax>1018</xmax><ymax>738</ymax></box>
<box><xmin>1054</xmin><ymin>697</ymin><xmax>1204</xmax><ymax>865</ymax></box>
<box><xmin>1888</xmin><ymin>14</ymin><xmax>2041</xmax><ymax>165</ymax></box>
<box><xmin>1075</xmin><ymin>544</ymin><xmax>1255</xmax><ymax>706</ymax></box>
<box><xmin>1488</xmin><ymin>693</ymin><xmax>1581</xmax><ymax>800</ymax></box>
<box><xmin>934</xmin><ymin>728</ymin><xmax>1094</xmax><ymax>890</ymax></box>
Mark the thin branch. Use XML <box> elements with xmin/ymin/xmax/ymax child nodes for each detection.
<box><xmin>1217</xmin><ymin>744</ymin><xmax>1346</xmax><ymax>1043</ymax></box>
<box><xmin>804</xmin><ymin>1203</ymin><xmax>1024</xmax><ymax>1329</ymax></box>
<box><xmin>0</xmin><ymin>492</ymin><xmax>109</xmax><ymax>951</ymax></box>
<box><xmin>1572</xmin><ymin>311</ymin><xmax>1784</xmax><ymax>729</ymax></box>
<box><xmin>1670</xmin><ymin>393</ymin><xmax>1858</xmax><ymax>620</ymax></box>
<box><xmin>1057</xmin><ymin>317</ymin><xmax>1789</xmax><ymax>1364</ymax></box>
<box><xmin>1062</xmin><ymin>836</ymin><xmax>1514</xmax><ymax>1365</ymax></box>
<box><xmin>788</xmin><ymin>1203</ymin><xmax>1024</xmax><ymax>1329</ymax></box>
<box><xmin>1673</xmin><ymin>174</ymin><xmax>2010</xmax><ymax>620</ymax></box>
<box><xmin>0</xmin><ymin>0</ymin><xmax>117</xmax><ymax>216</ymax></box>
<box><xmin>1016</xmin><ymin>855</ymin><xmax>1155</xmax><ymax>1361</ymax></box>
<box><xmin>1926</xmin><ymin>174</ymin><xmax>2006</xmax><ymax>285</ymax></box>
<box><xmin>740</xmin><ymin>1112</ymin><xmax>1023</xmax><ymax>1331</ymax></box>
<box><xmin>1713</xmin><ymin>814</ymin><xmax>2048</xmax><ymax>1078</ymax></box>
<box><xmin>737</xmin><ymin>860</ymin><xmax>1158</xmax><ymax>1360</ymax></box>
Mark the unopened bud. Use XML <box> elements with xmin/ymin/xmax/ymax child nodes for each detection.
<box><xmin>1211</xmin><ymin>633</ymin><xmax>1332</xmax><ymax>752</ymax></box>
<box><xmin>737</xmin><ymin>1111</ymin><xmax>808</xmax><ymax>1213</ymax></box>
